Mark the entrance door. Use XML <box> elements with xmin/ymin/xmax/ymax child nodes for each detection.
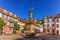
<box><xmin>57</xmin><ymin>30</ymin><xmax>59</xmax><ymax>35</ymax></box>
<box><xmin>52</xmin><ymin>29</ymin><xmax>54</xmax><ymax>35</ymax></box>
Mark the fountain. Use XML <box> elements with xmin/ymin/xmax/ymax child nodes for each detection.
<box><xmin>17</xmin><ymin>8</ymin><xmax>39</xmax><ymax>40</ymax></box>
<box><xmin>24</xmin><ymin>8</ymin><xmax>36</xmax><ymax>37</ymax></box>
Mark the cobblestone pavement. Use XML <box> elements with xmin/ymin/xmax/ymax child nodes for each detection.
<box><xmin>0</xmin><ymin>34</ymin><xmax>60</xmax><ymax>40</ymax></box>
<box><xmin>17</xmin><ymin>35</ymin><xmax>60</xmax><ymax>40</ymax></box>
<box><xmin>0</xmin><ymin>34</ymin><xmax>21</xmax><ymax>40</ymax></box>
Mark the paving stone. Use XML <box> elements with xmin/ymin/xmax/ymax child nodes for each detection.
<box><xmin>17</xmin><ymin>35</ymin><xmax>60</xmax><ymax>40</ymax></box>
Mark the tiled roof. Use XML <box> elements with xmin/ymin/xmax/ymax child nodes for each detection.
<box><xmin>0</xmin><ymin>8</ymin><xmax>26</xmax><ymax>23</ymax></box>
<box><xmin>0</xmin><ymin>8</ymin><xmax>3</xmax><ymax>12</ymax></box>
<box><xmin>54</xmin><ymin>14</ymin><xmax>60</xmax><ymax>18</ymax></box>
<box><xmin>0</xmin><ymin>8</ymin><xmax>20</xmax><ymax>19</ymax></box>
<box><xmin>44</xmin><ymin>13</ymin><xmax>60</xmax><ymax>19</ymax></box>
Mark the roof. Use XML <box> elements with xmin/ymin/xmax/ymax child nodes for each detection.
<box><xmin>0</xmin><ymin>8</ymin><xmax>26</xmax><ymax>23</ymax></box>
<box><xmin>0</xmin><ymin>8</ymin><xmax>19</xmax><ymax>19</ymax></box>
<box><xmin>44</xmin><ymin>13</ymin><xmax>60</xmax><ymax>19</ymax></box>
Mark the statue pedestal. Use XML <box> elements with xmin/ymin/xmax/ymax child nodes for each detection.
<box><xmin>27</xmin><ymin>24</ymin><xmax>35</xmax><ymax>33</ymax></box>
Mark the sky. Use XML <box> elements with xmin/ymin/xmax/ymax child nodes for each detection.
<box><xmin>0</xmin><ymin>0</ymin><xmax>60</xmax><ymax>20</ymax></box>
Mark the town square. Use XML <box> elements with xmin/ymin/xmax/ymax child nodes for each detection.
<box><xmin>0</xmin><ymin>0</ymin><xmax>60</xmax><ymax>40</ymax></box>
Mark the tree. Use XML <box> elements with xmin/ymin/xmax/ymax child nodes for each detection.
<box><xmin>40</xmin><ymin>20</ymin><xmax>44</xmax><ymax>25</ymax></box>
<box><xmin>0</xmin><ymin>18</ymin><xmax>6</xmax><ymax>30</ymax></box>
<box><xmin>13</xmin><ymin>22</ymin><xmax>20</xmax><ymax>31</ymax></box>
<box><xmin>37</xmin><ymin>20</ymin><xmax>44</xmax><ymax>25</ymax></box>
<box><xmin>23</xmin><ymin>24</ymin><xmax>27</xmax><ymax>30</ymax></box>
<box><xmin>0</xmin><ymin>18</ymin><xmax>6</xmax><ymax>34</ymax></box>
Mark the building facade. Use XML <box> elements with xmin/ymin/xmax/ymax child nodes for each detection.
<box><xmin>34</xmin><ymin>24</ymin><xmax>43</xmax><ymax>33</ymax></box>
<box><xmin>0</xmin><ymin>8</ymin><xmax>44</xmax><ymax>34</ymax></box>
<box><xmin>44</xmin><ymin>14</ymin><xmax>60</xmax><ymax>35</ymax></box>
<box><xmin>0</xmin><ymin>8</ymin><xmax>25</xmax><ymax>34</ymax></box>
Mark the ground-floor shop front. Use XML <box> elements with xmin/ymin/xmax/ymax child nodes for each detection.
<box><xmin>44</xmin><ymin>27</ymin><xmax>60</xmax><ymax>35</ymax></box>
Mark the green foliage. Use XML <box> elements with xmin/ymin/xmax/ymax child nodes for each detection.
<box><xmin>0</xmin><ymin>18</ymin><xmax>6</xmax><ymax>30</ymax></box>
<box><xmin>23</xmin><ymin>25</ymin><xmax>27</xmax><ymax>30</ymax></box>
<box><xmin>40</xmin><ymin>20</ymin><xmax>44</xmax><ymax>25</ymax></box>
<box><xmin>13</xmin><ymin>38</ymin><xmax>17</xmax><ymax>40</ymax></box>
<box><xmin>13</xmin><ymin>22</ymin><xmax>20</xmax><ymax>31</ymax></box>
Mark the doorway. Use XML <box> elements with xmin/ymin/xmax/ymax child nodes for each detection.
<box><xmin>52</xmin><ymin>29</ymin><xmax>55</xmax><ymax>35</ymax></box>
<box><xmin>57</xmin><ymin>30</ymin><xmax>59</xmax><ymax>35</ymax></box>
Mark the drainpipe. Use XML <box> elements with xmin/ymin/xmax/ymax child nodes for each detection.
<box><xmin>54</xmin><ymin>18</ymin><xmax>57</xmax><ymax>35</ymax></box>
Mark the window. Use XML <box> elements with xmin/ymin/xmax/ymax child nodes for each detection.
<box><xmin>0</xmin><ymin>13</ymin><xmax>2</xmax><ymax>18</ymax></box>
<box><xmin>52</xmin><ymin>18</ymin><xmax>54</xmax><ymax>22</ymax></box>
<box><xmin>47</xmin><ymin>24</ymin><xmax>49</xmax><ymax>27</ymax></box>
<box><xmin>51</xmin><ymin>24</ymin><xmax>54</xmax><ymax>27</ymax></box>
<box><xmin>10</xmin><ymin>17</ymin><xmax>13</xmax><ymax>21</ymax></box>
<box><xmin>47</xmin><ymin>19</ymin><xmax>49</xmax><ymax>23</ymax></box>
<box><xmin>4</xmin><ymin>15</ymin><xmax>8</xmax><ymax>18</ymax></box>
<box><xmin>57</xmin><ymin>24</ymin><xmax>59</xmax><ymax>28</ymax></box>
<box><xmin>14</xmin><ymin>19</ymin><xmax>18</xmax><ymax>21</ymax></box>
<box><xmin>8</xmin><ymin>16</ymin><xmax>10</xmax><ymax>20</ymax></box>
<box><xmin>57</xmin><ymin>18</ymin><xmax>59</xmax><ymax>22</ymax></box>
<box><xmin>13</xmin><ymin>18</ymin><xmax>14</xmax><ymax>21</ymax></box>
<box><xmin>10</xmin><ymin>23</ymin><xmax>13</xmax><ymax>27</ymax></box>
<box><xmin>2</xmin><ymin>14</ymin><xmax>4</xmax><ymax>18</ymax></box>
<box><xmin>7</xmin><ymin>22</ymin><xmax>10</xmax><ymax>25</ymax></box>
<box><xmin>11</xmin><ymin>18</ymin><xmax>13</xmax><ymax>20</ymax></box>
<box><xmin>14</xmin><ymin>18</ymin><xmax>16</xmax><ymax>21</ymax></box>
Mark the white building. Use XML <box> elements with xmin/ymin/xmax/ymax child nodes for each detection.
<box><xmin>34</xmin><ymin>24</ymin><xmax>43</xmax><ymax>33</ymax></box>
<box><xmin>0</xmin><ymin>8</ymin><xmax>25</xmax><ymax>34</ymax></box>
<box><xmin>44</xmin><ymin>14</ymin><xmax>60</xmax><ymax>35</ymax></box>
